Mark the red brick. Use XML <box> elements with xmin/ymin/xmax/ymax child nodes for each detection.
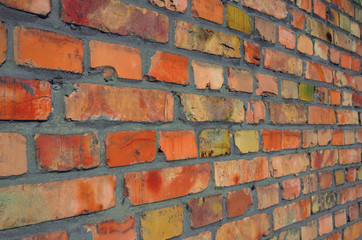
<box><xmin>124</xmin><ymin>163</ymin><xmax>210</xmax><ymax>205</ymax></box>
<box><xmin>105</xmin><ymin>130</ymin><xmax>156</xmax><ymax>167</ymax></box>
<box><xmin>65</xmin><ymin>83</ymin><xmax>174</xmax><ymax>122</ymax></box>
<box><xmin>348</xmin><ymin>203</ymin><xmax>359</xmax><ymax>221</ymax></box>
<box><xmin>242</xmin><ymin>0</ymin><xmax>287</xmax><ymax>19</ymax></box>
<box><xmin>353</xmin><ymin>92</ymin><xmax>362</xmax><ymax>107</ymax></box>
<box><xmin>14</xmin><ymin>27</ymin><xmax>83</xmax><ymax>73</ymax></box>
<box><xmin>310</xmin><ymin>149</ymin><xmax>338</xmax><ymax>170</ymax></box>
<box><xmin>192</xmin><ymin>60</ymin><xmax>223</xmax><ymax>90</ymax></box>
<box><xmin>302</xmin><ymin>129</ymin><xmax>317</xmax><ymax>148</ymax></box>
<box><xmin>255</xmin><ymin>74</ymin><xmax>278</xmax><ymax>97</ymax></box>
<box><xmin>0</xmin><ymin>22</ymin><xmax>6</xmax><ymax>65</ymax></box>
<box><xmin>339</xmin><ymin>148</ymin><xmax>361</xmax><ymax>164</ymax></box>
<box><xmin>297</xmin><ymin>0</ymin><xmax>312</xmax><ymax>12</ymax></box>
<box><xmin>226</xmin><ymin>188</ymin><xmax>252</xmax><ymax>218</ymax></box>
<box><xmin>150</xmin><ymin>0</ymin><xmax>187</xmax><ymax>13</ymax></box>
<box><xmin>336</xmin><ymin>110</ymin><xmax>359</xmax><ymax>125</ymax></box>
<box><xmin>341</xmin><ymin>53</ymin><xmax>352</xmax><ymax>70</ymax></box>
<box><xmin>346</xmin><ymin>168</ymin><xmax>357</xmax><ymax>182</ymax></box>
<box><xmin>357</xmin><ymin>129</ymin><xmax>362</xmax><ymax>143</ymax></box>
<box><xmin>273</xmin><ymin>198</ymin><xmax>311</xmax><ymax>230</ymax></box>
<box><xmin>302</xmin><ymin>173</ymin><xmax>318</xmax><ymax>194</ymax></box>
<box><xmin>282</xmin><ymin>130</ymin><xmax>301</xmax><ymax>149</ymax></box>
<box><xmin>191</xmin><ymin>0</ymin><xmax>223</xmax><ymax>24</ymax></box>
<box><xmin>188</xmin><ymin>194</ymin><xmax>222</xmax><ymax>228</ymax></box>
<box><xmin>305</xmin><ymin>62</ymin><xmax>333</xmax><ymax>83</ymax></box>
<box><xmin>319</xmin><ymin>171</ymin><xmax>333</xmax><ymax>190</ymax></box>
<box><xmin>35</xmin><ymin>133</ymin><xmax>100</xmax><ymax>172</ymax></box>
<box><xmin>159</xmin><ymin>130</ymin><xmax>197</xmax><ymax>161</ymax></box>
<box><xmin>20</xmin><ymin>231</ymin><xmax>68</xmax><ymax>240</ymax></box>
<box><xmin>261</xmin><ymin>129</ymin><xmax>282</xmax><ymax>152</ymax></box>
<box><xmin>282</xmin><ymin>178</ymin><xmax>301</xmax><ymax>200</ymax></box>
<box><xmin>332</xmin><ymin>0</ymin><xmax>354</xmax><ymax>16</ymax></box>
<box><xmin>0</xmin><ymin>175</ymin><xmax>116</xmax><ymax>230</ymax></box>
<box><xmin>257</xmin><ymin>183</ymin><xmax>279</xmax><ymax>209</ymax></box>
<box><xmin>351</xmin><ymin>57</ymin><xmax>360</xmax><ymax>72</ymax></box>
<box><xmin>0</xmin><ymin>133</ymin><xmax>27</xmax><ymax>177</ymax></box>
<box><xmin>313</xmin><ymin>0</ymin><xmax>326</xmax><ymax>19</ymax></box>
<box><xmin>290</xmin><ymin>9</ymin><xmax>305</xmax><ymax>30</ymax></box>
<box><xmin>227</xmin><ymin>68</ymin><xmax>253</xmax><ymax>93</ymax></box>
<box><xmin>270</xmin><ymin>153</ymin><xmax>309</xmax><ymax>177</ymax></box>
<box><xmin>318</xmin><ymin>214</ymin><xmax>333</xmax><ymax>236</ymax></box>
<box><xmin>356</xmin><ymin>76</ymin><xmax>362</xmax><ymax>91</ymax></box>
<box><xmin>61</xmin><ymin>0</ymin><xmax>169</xmax><ymax>42</ymax></box>
<box><xmin>84</xmin><ymin>216</ymin><xmax>136</xmax><ymax>240</ymax></box>
<box><xmin>0</xmin><ymin>0</ymin><xmax>51</xmax><ymax>15</ymax></box>
<box><xmin>329</xmin><ymin>90</ymin><xmax>341</xmax><ymax>105</ymax></box>
<box><xmin>268</xmin><ymin>102</ymin><xmax>307</xmax><ymax>124</ymax></box>
<box><xmin>334</xmin><ymin>209</ymin><xmax>347</xmax><ymax>228</ymax></box>
<box><xmin>329</xmin><ymin>47</ymin><xmax>340</xmax><ymax>64</ymax></box>
<box><xmin>343</xmin><ymin>221</ymin><xmax>362</xmax><ymax>240</ymax></box>
<box><xmin>214</xmin><ymin>157</ymin><xmax>268</xmax><ymax>187</ymax></box>
<box><xmin>244</xmin><ymin>41</ymin><xmax>260</xmax><ymax>65</ymax></box>
<box><xmin>263</xmin><ymin>49</ymin><xmax>303</xmax><ymax>76</ymax></box>
<box><xmin>89</xmin><ymin>40</ymin><xmax>141</xmax><ymax>80</ymax></box>
<box><xmin>297</xmin><ymin>34</ymin><xmax>313</xmax><ymax>55</ymax></box>
<box><xmin>246</xmin><ymin>100</ymin><xmax>265</xmax><ymax>124</ymax></box>
<box><xmin>324</xmin><ymin>232</ymin><xmax>341</xmax><ymax>240</ymax></box>
<box><xmin>318</xmin><ymin>129</ymin><xmax>333</xmax><ymax>145</ymax></box>
<box><xmin>0</xmin><ymin>77</ymin><xmax>51</xmax><ymax>120</ymax></box>
<box><xmin>308</xmin><ymin>106</ymin><xmax>335</xmax><ymax>124</ymax></box>
<box><xmin>255</xmin><ymin>17</ymin><xmax>276</xmax><ymax>43</ymax></box>
<box><xmin>332</xmin><ymin>129</ymin><xmax>344</xmax><ymax>146</ymax></box>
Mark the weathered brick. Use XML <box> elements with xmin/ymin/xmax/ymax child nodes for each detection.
<box><xmin>0</xmin><ymin>0</ymin><xmax>51</xmax><ymax>15</ymax></box>
<box><xmin>257</xmin><ymin>183</ymin><xmax>279</xmax><ymax>209</ymax></box>
<box><xmin>310</xmin><ymin>149</ymin><xmax>338</xmax><ymax>170</ymax></box>
<box><xmin>273</xmin><ymin>198</ymin><xmax>311</xmax><ymax>230</ymax></box>
<box><xmin>0</xmin><ymin>133</ymin><xmax>27</xmax><ymax>177</ymax></box>
<box><xmin>336</xmin><ymin>110</ymin><xmax>358</xmax><ymax>125</ymax></box>
<box><xmin>327</xmin><ymin>7</ymin><xmax>339</xmax><ymax>25</ymax></box>
<box><xmin>332</xmin><ymin>0</ymin><xmax>354</xmax><ymax>16</ymax></box>
<box><xmin>341</xmin><ymin>185</ymin><xmax>359</xmax><ymax>204</ymax></box>
<box><xmin>20</xmin><ymin>231</ymin><xmax>68</xmax><ymax>240</ymax></box>
<box><xmin>65</xmin><ymin>84</ymin><xmax>174</xmax><ymax>122</ymax></box>
<box><xmin>279</xmin><ymin>228</ymin><xmax>300</xmax><ymax>240</ymax></box>
<box><xmin>183</xmin><ymin>231</ymin><xmax>212</xmax><ymax>240</ymax></box>
<box><xmin>150</xmin><ymin>0</ymin><xmax>187</xmax><ymax>13</ymax></box>
<box><xmin>141</xmin><ymin>205</ymin><xmax>183</xmax><ymax>240</ymax></box>
<box><xmin>315</xmin><ymin>86</ymin><xmax>329</xmax><ymax>104</ymax></box>
<box><xmin>331</xmin><ymin>128</ymin><xmax>343</xmax><ymax>145</ymax></box>
<box><xmin>175</xmin><ymin>21</ymin><xmax>241</xmax><ymax>58</ymax></box>
<box><xmin>0</xmin><ymin>175</ymin><xmax>116</xmax><ymax>230</ymax></box>
<box><xmin>233</xmin><ymin>130</ymin><xmax>259</xmax><ymax>154</ymax></box>
<box><xmin>226</xmin><ymin>188</ymin><xmax>252</xmax><ymax>218</ymax></box>
<box><xmin>124</xmin><ymin>163</ymin><xmax>210</xmax><ymax>205</ymax></box>
<box><xmin>351</xmin><ymin>22</ymin><xmax>360</xmax><ymax>38</ymax></box>
<box><xmin>324</xmin><ymin>232</ymin><xmax>342</xmax><ymax>240</ymax></box>
<box><xmin>351</xmin><ymin>57</ymin><xmax>360</xmax><ymax>72</ymax></box>
<box><xmin>335</xmin><ymin>169</ymin><xmax>345</xmax><ymax>186</ymax></box>
<box><xmin>192</xmin><ymin>60</ymin><xmax>223</xmax><ymax>90</ymax></box>
<box><xmin>246</xmin><ymin>100</ymin><xmax>265</xmax><ymax>124</ymax></box>
<box><xmin>179</xmin><ymin>93</ymin><xmax>244</xmax><ymax>122</ymax></box>
<box><xmin>334</xmin><ymin>71</ymin><xmax>355</xmax><ymax>88</ymax></box>
<box><xmin>339</xmin><ymin>148</ymin><xmax>361</xmax><ymax>164</ymax></box>
<box><xmin>357</xmin><ymin>129</ymin><xmax>362</xmax><ymax>143</ymax></box>
<box><xmin>342</xmin><ymin>91</ymin><xmax>353</xmax><ymax>106</ymax></box>
<box><xmin>290</xmin><ymin>8</ymin><xmax>305</xmax><ymax>30</ymax></box>
<box><xmin>297</xmin><ymin>34</ymin><xmax>313</xmax><ymax>55</ymax></box>
<box><xmin>278</xmin><ymin>26</ymin><xmax>296</xmax><ymax>49</ymax></box>
<box><xmin>227</xmin><ymin>68</ymin><xmax>253</xmax><ymax>93</ymax></box>
<box><xmin>244</xmin><ymin>41</ymin><xmax>260</xmax><ymax>65</ymax></box>
<box><xmin>263</xmin><ymin>49</ymin><xmax>303</xmax><ymax>76</ymax></box>
<box><xmin>282</xmin><ymin>130</ymin><xmax>301</xmax><ymax>149</ymax></box>
<box><xmin>61</xmin><ymin>0</ymin><xmax>169</xmax><ymax>42</ymax></box>
<box><xmin>334</xmin><ymin>31</ymin><xmax>356</xmax><ymax>52</ymax></box>
<box><xmin>319</xmin><ymin>213</ymin><xmax>333</xmax><ymax>236</ymax></box>
<box><xmin>214</xmin><ymin>157</ymin><xmax>268</xmax><ymax>187</ymax></box>
<box><xmin>348</xmin><ymin>203</ymin><xmax>359</xmax><ymax>221</ymax></box>
<box><xmin>334</xmin><ymin>209</ymin><xmax>347</xmax><ymax>228</ymax></box>
<box><xmin>318</xmin><ymin>129</ymin><xmax>333</xmax><ymax>145</ymax></box>
<box><xmin>302</xmin><ymin>173</ymin><xmax>318</xmax><ymax>194</ymax></box>
<box><xmin>188</xmin><ymin>194</ymin><xmax>222</xmax><ymax>228</ymax></box>
<box><xmin>305</xmin><ymin>16</ymin><xmax>333</xmax><ymax>42</ymax></box>
<box><xmin>305</xmin><ymin>62</ymin><xmax>333</xmax><ymax>83</ymax></box>
<box><xmin>14</xmin><ymin>27</ymin><xmax>83</xmax><ymax>73</ymax></box>
<box><xmin>346</xmin><ymin>167</ymin><xmax>356</xmax><ymax>182</ymax></box>
<box><xmin>344</xmin><ymin>130</ymin><xmax>355</xmax><ymax>145</ymax></box>
<box><xmin>341</xmin><ymin>52</ymin><xmax>352</xmax><ymax>70</ymax></box>
<box><xmin>255</xmin><ymin>74</ymin><xmax>278</xmax><ymax>97</ymax></box>
<box><xmin>311</xmin><ymin>190</ymin><xmax>340</xmax><ymax>213</ymax></box>
<box><xmin>282</xmin><ymin>178</ymin><xmax>301</xmax><ymax>200</ymax></box>
<box><xmin>270</xmin><ymin>153</ymin><xmax>309</xmax><ymax>177</ymax></box>
<box><xmin>35</xmin><ymin>133</ymin><xmax>100</xmax><ymax>172</ymax></box>
<box><xmin>215</xmin><ymin>213</ymin><xmax>270</xmax><ymax>240</ymax></box>
<box><xmin>313</xmin><ymin>0</ymin><xmax>326</xmax><ymax>19</ymax></box>
<box><xmin>281</xmin><ymin>80</ymin><xmax>299</xmax><ymax>99</ymax></box>
<box><xmin>261</xmin><ymin>129</ymin><xmax>282</xmax><ymax>152</ymax></box>
<box><xmin>343</xmin><ymin>221</ymin><xmax>362</xmax><ymax>240</ymax></box>
<box><xmin>268</xmin><ymin>102</ymin><xmax>307</xmax><ymax>124</ymax></box>
<box><xmin>225</xmin><ymin>5</ymin><xmax>251</xmax><ymax>34</ymax></box>
<box><xmin>242</xmin><ymin>0</ymin><xmax>287</xmax><ymax>19</ymax></box>
<box><xmin>159</xmin><ymin>130</ymin><xmax>198</xmax><ymax>161</ymax></box>
<box><xmin>353</xmin><ymin>92</ymin><xmax>362</xmax><ymax>107</ymax></box>
<box><xmin>199</xmin><ymin>129</ymin><xmax>230</xmax><ymax>158</ymax></box>
<box><xmin>191</xmin><ymin>0</ymin><xmax>223</xmax><ymax>24</ymax></box>
<box><xmin>146</xmin><ymin>51</ymin><xmax>188</xmax><ymax>85</ymax></box>
<box><xmin>299</xmin><ymin>83</ymin><xmax>314</xmax><ymax>101</ymax></box>
<box><xmin>319</xmin><ymin>171</ymin><xmax>333</xmax><ymax>190</ymax></box>
<box><xmin>255</xmin><ymin>17</ymin><xmax>276</xmax><ymax>43</ymax></box>
<box><xmin>301</xmin><ymin>220</ymin><xmax>318</xmax><ymax>240</ymax></box>
<box><xmin>308</xmin><ymin>106</ymin><xmax>335</xmax><ymax>124</ymax></box>
<box><xmin>302</xmin><ymin>129</ymin><xmax>317</xmax><ymax>148</ymax></box>
<box><xmin>297</xmin><ymin>0</ymin><xmax>312</xmax><ymax>12</ymax></box>
<box><xmin>0</xmin><ymin>22</ymin><xmax>6</xmax><ymax>65</ymax></box>
<box><xmin>314</xmin><ymin>40</ymin><xmax>328</xmax><ymax>60</ymax></box>
<box><xmin>84</xmin><ymin>216</ymin><xmax>136</xmax><ymax>240</ymax></box>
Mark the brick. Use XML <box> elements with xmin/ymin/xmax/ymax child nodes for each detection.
<box><xmin>84</xmin><ymin>216</ymin><xmax>136</xmax><ymax>240</ymax></box>
<box><xmin>188</xmin><ymin>194</ymin><xmax>222</xmax><ymax>228</ymax></box>
<box><xmin>192</xmin><ymin>60</ymin><xmax>223</xmax><ymax>90</ymax></box>
<box><xmin>20</xmin><ymin>231</ymin><xmax>68</xmax><ymax>240</ymax></box>
<box><xmin>302</xmin><ymin>129</ymin><xmax>317</xmax><ymax>148</ymax></box>
<box><xmin>327</xmin><ymin>7</ymin><xmax>339</xmax><ymax>25</ymax></box>
<box><xmin>329</xmin><ymin>48</ymin><xmax>340</xmax><ymax>64</ymax></box>
<box><xmin>351</xmin><ymin>57</ymin><xmax>360</xmax><ymax>72</ymax></box>
<box><xmin>246</xmin><ymin>100</ymin><xmax>265</xmax><ymax>123</ymax></box>
<box><xmin>346</xmin><ymin>168</ymin><xmax>356</xmax><ymax>182</ymax></box>
<box><xmin>191</xmin><ymin>0</ymin><xmax>223</xmax><ymax>24</ymax></box>
<box><xmin>61</xmin><ymin>0</ymin><xmax>169</xmax><ymax>42</ymax></box>
<box><xmin>179</xmin><ymin>93</ymin><xmax>244</xmax><ymax>122</ymax></box>
<box><xmin>340</xmin><ymin>52</ymin><xmax>352</xmax><ymax>69</ymax></box>
<box><xmin>270</xmin><ymin>153</ymin><xmax>309</xmax><ymax>177</ymax></box>
<box><xmin>282</xmin><ymin>178</ymin><xmax>301</xmax><ymax>200</ymax></box>
<box><xmin>0</xmin><ymin>77</ymin><xmax>51</xmax><ymax>120</ymax></box>
<box><xmin>215</xmin><ymin>213</ymin><xmax>270</xmax><ymax>240</ymax></box>
<box><xmin>334</xmin><ymin>209</ymin><xmax>347</xmax><ymax>227</ymax></box>
<box><xmin>342</xmin><ymin>91</ymin><xmax>352</xmax><ymax>106</ymax></box>
<box><xmin>159</xmin><ymin>130</ymin><xmax>197</xmax><ymax>161</ymax></box>
<box><xmin>318</xmin><ymin>129</ymin><xmax>333</xmax><ymax>145</ymax></box>
<box><xmin>273</xmin><ymin>198</ymin><xmax>311</xmax><ymax>230</ymax></box>
<box><xmin>319</xmin><ymin>214</ymin><xmax>333</xmax><ymax>236</ymax></box>
<box><xmin>343</xmin><ymin>220</ymin><xmax>362</xmax><ymax>240</ymax></box>
<box><xmin>297</xmin><ymin>0</ymin><xmax>312</xmax><ymax>12</ymax></box>
<box><xmin>299</xmin><ymin>83</ymin><xmax>314</xmax><ymax>101</ymax></box>
<box><xmin>357</xmin><ymin>129</ymin><xmax>362</xmax><ymax>143</ymax></box>
<box><xmin>332</xmin><ymin>0</ymin><xmax>354</xmax><ymax>16</ymax></box>
<box><xmin>305</xmin><ymin>62</ymin><xmax>333</xmax><ymax>83</ymax></box>
<box><xmin>0</xmin><ymin>22</ymin><xmax>6</xmax><ymax>65</ymax></box>
<box><xmin>305</xmin><ymin>16</ymin><xmax>333</xmax><ymax>42</ymax></box>
<box><xmin>351</xmin><ymin>22</ymin><xmax>360</xmax><ymax>38</ymax></box>
<box><xmin>336</xmin><ymin>110</ymin><xmax>358</xmax><ymax>125</ymax></box>
<box><xmin>329</xmin><ymin>90</ymin><xmax>341</xmax><ymax>105</ymax></box>
<box><xmin>225</xmin><ymin>5</ymin><xmax>251</xmax><ymax>34</ymax></box>
<box><xmin>263</xmin><ymin>49</ymin><xmax>303</xmax><ymax>76</ymax></box>
<box><xmin>255</xmin><ymin>74</ymin><xmax>278</xmax><ymax>97</ymax></box>
<box><xmin>356</xmin><ymin>76</ymin><xmax>362</xmax><ymax>91</ymax></box>
<box><xmin>233</xmin><ymin>130</ymin><xmax>259</xmax><ymax>154</ymax></box>
<box><xmin>150</xmin><ymin>0</ymin><xmax>187</xmax><ymax>13</ymax></box>
<box><xmin>348</xmin><ymin>203</ymin><xmax>359</xmax><ymax>221</ymax></box>
<box><xmin>302</xmin><ymin>173</ymin><xmax>318</xmax><ymax>194</ymax></box>
<box><xmin>14</xmin><ymin>27</ymin><xmax>83</xmax><ymax>73</ymax></box>
<box><xmin>282</xmin><ymin>130</ymin><xmax>301</xmax><ymax>149</ymax></box>
<box><xmin>344</xmin><ymin>130</ymin><xmax>355</xmax><ymax>145</ymax></box>
<box><xmin>261</xmin><ymin>129</ymin><xmax>282</xmax><ymax>152</ymax></box>
<box><xmin>89</xmin><ymin>40</ymin><xmax>141</xmax><ymax>80</ymax></box>
<box><xmin>334</xmin><ymin>71</ymin><xmax>355</xmax><ymax>88</ymax></box>
<box><xmin>324</xmin><ymin>232</ymin><xmax>341</xmax><ymax>240</ymax></box>
<box><xmin>319</xmin><ymin>171</ymin><xmax>333</xmax><ymax>190</ymax></box>
<box><xmin>341</xmin><ymin>186</ymin><xmax>358</xmax><ymax>204</ymax></box>
<box><xmin>314</xmin><ymin>40</ymin><xmax>328</xmax><ymax>60</ymax></box>
<box><xmin>301</xmin><ymin>220</ymin><xmax>318</xmax><ymax>240</ymax></box>
<box><xmin>340</xmin><ymin>14</ymin><xmax>352</xmax><ymax>34</ymax></box>
<box><xmin>227</xmin><ymin>68</ymin><xmax>253</xmax><ymax>93</ymax></box>
<box><xmin>310</xmin><ymin>149</ymin><xmax>338</xmax><ymax>170</ymax></box>
<box><xmin>0</xmin><ymin>0</ymin><xmax>51</xmax><ymax>15</ymax></box>
<box><xmin>105</xmin><ymin>130</ymin><xmax>156</xmax><ymax>167</ymax></box>
<box><xmin>0</xmin><ymin>175</ymin><xmax>116</xmax><ymax>230</ymax></box>
<box><xmin>65</xmin><ymin>84</ymin><xmax>173</xmax><ymax>122</ymax></box>
<box><xmin>257</xmin><ymin>183</ymin><xmax>279</xmax><ymax>209</ymax></box>
<box><xmin>353</xmin><ymin>92</ymin><xmax>362</xmax><ymax>107</ymax></box>
<box><xmin>290</xmin><ymin>9</ymin><xmax>305</xmax><ymax>30</ymax></box>
<box><xmin>339</xmin><ymin>148</ymin><xmax>361</xmax><ymax>164</ymax></box>
<box><xmin>313</xmin><ymin>0</ymin><xmax>326</xmax><ymax>19</ymax></box>
<box><xmin>297</xmin><ymin>34</ymin><xmax>313</xmax><ymax>55</ymax></box>
<box><xmin>0</xmin><ymin>133</ymin><xmax>27</xmax><ymax>177</ymax></box>
<box><xmin>226</xmin><ymin>188</ymin><xmax>252</xmax><ymax>218</ymax></box>
<box><xmin>281</xmin><ymin>80</ymin><xmax>299</xmax><ymax>99</ymax></box>
<box><xmin>315</xmin><ymin>86</ymin><xmax>329</xmax><ymax>104</ymax></box>
<box><xmin>255</xmin><ymin>17</ymin><xmax>276</xmax><ymax>43</ymax></box>
<box><xmin>146</xmin><ymin>51</ymin><xmax>188</xmax><ymax>85</ymax></box>
<box><xmin>334</xmin><ymin>31</ymin><xmax>356</xmax><ymax>52</ymax></box>
<box><xmin>279</xmin><ymin>228</ymin><xmax>300</xmax><ymax>240</ymax></box>
<box><xmin>335</xmin><ymin>169</ymin><xmax>345</xmax><ymax>185</ymax></box>
<box><xmin>332</xmin><ymin>129</ymin><xmax>344</xmax><ymax>146</ymax></box>
<box><xmin>35</xmin><ymin>133</ymin><xmax>100</xmax><ymax>172</ymax></box>
<box><xmin>214</xmin><ymin>157</ymin><xmax>268</xmax><ymax>187</ymax></box>
<box><xmin>244</xmin><ymin>41</ymin><xmax>260</xmax><ymax>65</ymax></box>
<box><xmin>199</xmin><ymin>129</ymin><xmax>230</xmax><ymax>158</ymax></box>
<box><xmin>308</xmin><ymin>106</ymin><xmax>335</xmax><ymax>124</ymax></box>
<box><xmin>242</xmin><ymin>0</ymin><xmax>287</xmax><ymax>19</ymax></box>
<box><xmin>175</xmin><ymin>21</ymin><xmax>240</xmax><ymax>58</ymax></box>
<box><xmin>183</xmin><ymin>231</ymin><xmax>212</xmax><ymax>240</ymax></box>
<box><xmin>268</xmin><ymin>102</ymin><xmax>307</xmax><ymax>124</ymax></box>
<box><xmin>311</xmin><ymin>190</ymin><xmax>340</xmax><ymax>213</ymax></box>
<box><xmin>141</xmin><ymin>205</ymin><xmax>183</xmax><ymax>240</ymax></box>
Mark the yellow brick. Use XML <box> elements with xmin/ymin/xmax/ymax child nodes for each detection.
<box><xmin>234</xmin><ymin>130</ymin><xmax>259</xmax><ymax>153</ymax></box>
<box><xmin>225</xmin><ymin>5</ymin><xmax>251</xmax><ymax>34</ymax></box>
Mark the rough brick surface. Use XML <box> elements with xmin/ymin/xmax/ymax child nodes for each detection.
<box><xmin>0</xmin><ymin>0</ymin><xmax>51</xmax><ymax>15</ymax></box>
<box><xmin>0</xmin><ymin>133</ymin><xmax>27</xmax><ymax>177</ymax></box>
<box><xmin>0</xmin><ymin>22</ymin><xmax>6</xmax><ymax>65</ymax></box>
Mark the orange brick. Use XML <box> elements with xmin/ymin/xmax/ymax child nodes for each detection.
<box><xmin>255</xmin><ymin>73</ymin><xmax>278</xmax><ymax>97</ymax></box>
<box><xmin>336</xmin><ymin>110</ymin><xmax>359</xmax><ymax>125</ymax></box>
<box><xmin>244</xmin><ymin>40</ymin><xmax>260</xmax><ymax>65</ymax></box>
<box><xmin>351</xmin><ymin>57</ymin><xmax>360</xmax><ymax>72</ymax></box>
<box><xmin>0</xmin><ymin>0</ymin><xmax>51</xmax><ymax>15</ymax></box>
<box><xmin>334</xmin><ymin>209</ymin><xmax>346</xmax><ymax>228</ymax></box>
<box><xmin>297</xmin><ymin>34</ymin><xmax>313</xmax><ymax>55</ymax></box>
<box><xmin>282</xmin><ymin>130</ymin><xmax>301</xmax><ymax>149</ymax></box>
<box><xmin>257</xmin><ymin>183</ymin><xmax>279</xmax><ymax>209</ymax></box>
<box><xmin>20</xmin><ymin>230</ymin><xmax>68</xmax><ymax>240</ymax></box>
<box><xmin>318</xmin><ymin>214</ymin><xmax>333</xmax><ymax>236</ymax></box>
<box><xmin>314</xmin><ymin>40</ymin><xmax>328</xmax><ymax>60</ymax></box>
<box><xmin>305</xmin><ymin>62</ymin><xmax>333</xmax><ymax>83</ymax></box>
<box><xmin>226</xmin><ymin>188</ymin><xmax>252</xmax><ymax>218</ymax></box>
<box><xmin>329</xmin><ymin>90</ymin><xmax>341</xmax><ymax>105</ymax></box>
<box><xmin>313</xmin><ymin>0</ymin><xmax>326</xmax><ymax>19</ymax></box>
<box><xmin>191</xmin><ymin>0</ymin><xmax>223</xmax><ymax>24</ymax></box>
<box><xmin>308</xmin><ymin>106</ymin><xmax>335</xmax><ymax>124</ymax></box>
<box><xmin>332</xmin><ymin>0</ymin><xmax>354</xmax><ymax>17</ymax></box>
<box><xmin>327</xmin><ymin>7</ymin><xmax>339</xmax><ymax>25</ymax></box>
<box><xmin>324</xmin><ymin>232</ymin><xmax>342</xmax><ymax>240</ymax></box>
<box><xmin>150</xmin><ymin>0</ymin><xmax>187</xmax><ymax>13</ymax></box>
<box><xmin>290</xmin><ymin>9</ymin><xmax>305</xmax><ymax>30</ymax></box>
<box><xmin>192</xmin><ymin>60</ymin><xmax>223</xmax><ymax>90</ymax></box>
<box><xmin>318</xmin><ymin>171</ymin><xmax>333</xmax><ymax>190</ymax></box>
<box><xmin>282</xmin><ymin>178</ymin><xmax>301</xmax><ymax>200</ymax></box>
<box><xmin>227</xmin><ymin>68</ymin><xmax>253</xmax><ymax>93</ymax></box>
<box><xmin>0</xmin><ymin>133</ymin><xmax>27</xmax><ymax>177</ymax></box>
<box><xmin>255</xmin><ymin>17</ymin><xmax>276</xmax><ymax>43</ymax></box>
<box><xmin>297</xmin><ymin>0</ymin><xmax>312</xmax><ymax>12</ymax></box>
<box><xmin>348</xmin><ymin>203</ymin><xmax>359</xmax><ymax>221</ymax></box>
<box><xmin>318</xmin><ymin>129</ymin><xmax>333</xmax><ymax>145</ymax></box>
<box><xmin>263</xmin><ymin>49</ymin><xmax>303</xmax><ymax>76</ymax></box>
<box><xmin>302</xmin><ymin>129</ymin><xmax>317</xmax><ymax>148</ymax></box>
<box><xmin>261</xmin><ymin>129</ymin><xmax>282</xmax><ymax>152</ymax></box>
<box><xmin>14</xmin><ymin>27</ymin><xmax>83</xmax><ymax>73</ymax></box>
<box><xmin>270</xmin><ymin>153</ymin><xmax>309</xmax><ymax>177</ymax></box>
<box><xmin>332</xmin><ymin>129</ymin><xmax>344</xmax><ymax>145</ymax></box>
<box><xmin>310</xmin><ymin>149</ymin><xmax>338</xmax><ymax>170</ymax></box>
<box><xmin>346</xmin><ymin>167</ymin><xmax>356</xmax><ymax>182</ymax></box>
<box><xmin>278</xmin><ymin>26</ymin><xmax>296</xmax><ymax>49</ymax></box>
<box><xmin>0</xmin><ymin>22</ymin><xmax>6</xmax><ymax>65</ymax></box>
<box><xmin>339</xmin><ymin>148</ymin><xmax>361</xmax><ymax>164</ymax></box>
<box><xmin>241</xmin><ymin>0</ymin><xmax>287</xmax><ymax>19</ymax></box>
<box><xmin>341</xmin><ymin>52</ymin><xmax>352</xmax><ymax>70</ymax></box>
<box><xmin>246</xmin><ymin>100</ymin><xmax>265</xmax><ymax>124</ymax></box>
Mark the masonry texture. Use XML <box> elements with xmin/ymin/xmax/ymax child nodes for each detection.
<box><xmin>0</xmin><ymin>0</ymin><xmax>361</xmax><ymax>239</ymax></box>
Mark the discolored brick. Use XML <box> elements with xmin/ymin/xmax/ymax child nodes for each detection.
<box><xmin>278</xmin><ymin>26</ymin><xmax>296</xmax><ymax>49</ymax></box>
<box><xmin>225</xmin><ymin>5</ymin><xmax>251</xmax><ymax>34</ymax></box>
<box><xmin>20</xmin><ymin>231</ymin><xmax>68</xmax><ymax>240</ymax></box>
<box><xmin>255</xmin><ymin>74</ymin><xmax>278</xmax><ymax>97</ymax></box>
<box><xmin>257</xmin><ymin>183</ymin><xmax>279</xmax><ymax>209</ymax></box>
<box><xmin>282</xmin><ymin>178</ymin><xmax>301</xmax><ymax>200</ymax></box>
<box><xmin>311</xmin><ymin>190</ymin><xmax>340</xmax><ymax>213</ymax></box>
<box><xmin>150</xmin><ymin>0</ymin><xmax>187</xmax><ymax>12</ymax></box>
<box><xmin>227</xmin><ymin>68</ymin><xmax>253</xmax><ymax>93</ymax></box>
<box><xmin>301</xmin><ymin>220</ymin><xmax>318</xmax><ymax>240</ymax></box>
<box><xmin>268</xmin><ymin>102</ymin><xmax>307</xmax><ymax>124</ymax></box>
<box><xmin>191</xmin><ymin>0</ymin><xmax>223</xmax><ymax>24</ymax></box>
<box><xmin>226</xmin><ymin>188</ymin><xmax>252</xmax><ymax>218</ymax></box>
<box><xmin>263</xmin><ymin>49</ymin><xmax>303</xmax><ymax>76</ymax></box>
<box><xmin>192</xmin><ymin>60</ymin><xmax>223</xmax><ymax>90</ymax></box>
<box><xmin>244</xmin><ymin>41</ymin><xmax>260</xmax><ymax>65</ymax></box>
<box><xmin>199</xmin><ymin>129</ymin><xmax>230</xmax><ymax>157</ymax></box>
<box><xmin>0</xmin><ymin>133</ymin><xmax>27</xmax><ymax>177</ymax></box>
<box><xmin>302</xmin><ymin>173</ymin><xmax>318</xmax><ymax>194</ymax></box>
<box><xmin>188</xmin><ymin>194</ymin><xmax>222</xmax><ymax>228</ymax></box>
<box><xmin>255</xmin><ymin>17</ymin><xmax>276</xmax><ymax>43</ymax></box>
<box><xmin>270</xmin><ymin>153</ymin><xmax>309</xmax><ymax>177</ymax></box>
<box><xmin>246</xmin><ymin>100</ymin><xmax>265</xmax><ymax>124</ymax></box>
<box><xmin>290</xmin><ymin>9</ymin><xmax>305</xmax><ymax>30</ymax></box>
<box><xmin>233</xmin><ymin>130</ymin><xmax>259</xmax><ymax>154</ymax></box>
<box><xmin>241</xmin><ymin>0</ymin><xmax>287</xmax><ymax>19</ymax></box>
<box><xmin>310</xmin><ymin>149</ymin><xmax>338</xmax><ymax>170</ymax></box>
<box><xmin>281</xmin><ymin>80</ymin><xmax>298</xmax><ymax>99</ymax></box>
<box><xmin>0</xmin><ymin>0</ymin><xmax>51</xmax><ymax>15</ymax></box>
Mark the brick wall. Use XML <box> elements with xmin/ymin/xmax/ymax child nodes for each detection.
<box><xmin>0</xmin><ymin>0</ymin><xmax>361</xmax><ymax>239</ymax></box>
